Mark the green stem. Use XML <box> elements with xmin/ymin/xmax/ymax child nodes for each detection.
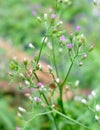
<box><xmin>33</xmin><ymin>71</ymin><xmax>40</xmax><ymax>82</ymax></box>
<box><xmin>51</xmin><ymin>38</ymin><xmax>59</xmax><ymax>76</ymax></box>
<box><xmin>36</xmin><ymin>22</ymin><xmax>52</xmax><ymax>65</ymax></box>
<box><xmin>61</xmin><ymin>46</ymin><xmax>80</xmax><ymax>88</ymax></box>
<box><xmin>61</xmin><ymin>59</ymin><xmax>74</xmax><ymax>87</ymax></box>
<box><xmin>51</xmin><ymin>38</ymin><xmax>65</xmax><ymax>114</ymax></box>
<box><xmin>33</xmin><ymin>72</ymin><xmax>59</xmax><ymax>130</ymax></box>
<box><xmin>58</xmin><ymin>46</ymin><xmax>80</xmax><ymax>115</ymax></box>
<box><xmin>36</xmin><ymin>36</ymin><xmax>47</xmax><ymax>64</ymax></box>
<box><xmin>58</xmin><ymin>84</ymin><xmax>65</xmax><ymax>114</ymax></box>
<box><xmin>53</xmin><ymin>109</ymin><xmax>91</xmax><ymax>130</ymax></box>
<box><xmin>42</xmin><ymin>93</ymin><xmax>59</xmax><ymax>130</ymax></box>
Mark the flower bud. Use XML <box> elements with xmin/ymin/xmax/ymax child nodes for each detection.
<box><xmin>79</xmin><ymin>62</ymin><xmax>83</xmax><ymax>66</ymax></box>
<box><xmin>44</xmin><ymin>13</ymin><xmax>48</xmax><ymax>20</ymax></box>
<box><xmin>32</xmin><ymin>10</ymin><xmax>37</xmax><ymax>16</ymax></box>
<box><xmin>81</xmin><ymin>98</ymin><xmax>87</xmax><ymax>105</ymax></box>
<box><xmin>29</xmin><ymin>43</ymin><xmax>34</xmax><ymax>49</ymax></box>
<box><xmin>55</xmin><ymin>78</ymin><xmax>60</xmax><ymax>83</ymax></box>
<box><xmin>76</xmin><ymin>26</ymin><xmax>81</xmax><ymax>31</ymax></box>
<box><xmin>83</xmin><ymin>54</ymin><xmax>87</xmax><ymax>59</ymax></box>
<box><xmin>60</xmin><ymin>35</ymin><xmax>65</xmax><ymax>42</ymax></box>
<box><xmin>51</xmin><ymin>13</ymin><xmax>56</xmax><ymax>19</ymax></box>
<box><xmin>75</xmin><ymin>80</ymin><xmax>80</xmax><ymax>87</ymax></box>
<box><xmin>18</xmin><ymin>107</ymin><xmax>26</xmax><ymax>113</ymax></box>
<box><xmin>93</xmin><ymin>0</ymin><xmax>97</xmax><ymax>5</ymax></box>
<box><xmin>37</xmin><ymin>16</ymin><xmax>42</xmax><ymax>22</ymax></box>
<box><xmin>16</xmin><ymin>127</ymin><xmax>20</xmax><ymax>130</ymax></box>
<box><xmin>95</xmin><ymin>104</ymin><xmax>100</xmax><ymax>111</ymax></box>
<box><xmin>56</xmin><ymin>21</ymin><xmax>63</xmax><ymax>27</ymax></box>
<box><xmin>67</xmin><ymin>43</ymin><xmax>72</xmax><ymax>51</ymax></box>
<box><xmin>95</xmin><ymin>115</ymin><xmax>99</xmax><ymax>121</ymax></box>
<box><xmin>17</xmin><ymin>112</ymin><xmax>22</xmax><ymax>117</ymax></box>
<box><xmin>34</xmin><ymin>97</ymin><xmax>41</xmax><ymax>103</ymax></box>
<box><xmin>25</xmin><ymin>80</ymin><xmax>30</xmax><ymax>85</ymax></box>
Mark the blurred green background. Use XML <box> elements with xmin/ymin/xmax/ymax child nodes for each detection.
<box><xmin>0</xmin><ymin>0</ymin><xmax>100</xmax><ymax>129</ymax></box>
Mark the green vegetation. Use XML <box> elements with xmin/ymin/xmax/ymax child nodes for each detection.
<box><xmin>0</xmin><ymin>0</ymin><xmax>100</xmax><ymax>130</ymax></box>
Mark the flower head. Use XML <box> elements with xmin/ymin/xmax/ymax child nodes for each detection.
<box><xmin>16</xmin><ymin>127</ymin><xmax>19</xmax><ymax>130</ymax></box>
<box><xmin>83</xmin><ymin>54</ymin><xmax>87</xmax><ymax>59</ymax></box>
<box><xmin>32</xmin><ymin>10</ymin><xmax>37</xmax><ymax>16</ymax></box>
<box><xmin>18</xmin><ymin>107</ymin><xmax>26</xmax><ymax>112</ymax></box>
<box><xmin>29</xmin><ymin>43</ymin><xmax>34</xmax><ymax>48</ymax></box>
<box><xmin>51</xmin><ymin>13</ymin><xmax>56</xmax><ymax>19</ymax></box>
<box><xmin>37</xmin><ymin>82</ymin><xmax>43</xmax><ymax>88</ymax></box>
<box><xmin>76</xmin><ymin>26</ymin><xmax>81</xmax><ymax>31</ymax></box>
<box><xmin>34</xmin><ymin>97</ymin><xmax>41</xmax><ymax>103</ymax></box>
<box><xmin>95</xmin><ymin>104</ymin><xmax>100</xmax><ymax>111</ymax></box>
<box><xmin>81</xmin><ymin>98</ymin><xmax>87</xmax><ymax>104</ymax></box>
<box><xmin>67</xmin><ymin>43</ymin><xmax>72</xmax><ymax>50</ymax></box>
<box><xmin>95</xmin><ymin>115</ymin><xmax>99</xmax><ymax>121</ymax></box>
<box><xmin>60</xmin><ymin>35</ymin><xmax>65</xmax><ymax>42</ymax></box>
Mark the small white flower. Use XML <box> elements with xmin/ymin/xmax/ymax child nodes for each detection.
<box><xmin>95</xmin><ymin>104</ymin><xmax>100</xmax><ymax>111</ymax></box>
<box><xmin>44</xmin><ymin>13</ymin><xmax>48</xmax><ymax>20</ymax></box>
<box><xmin>59</xmin><ymin>48</ymin><xmax>63</xmax><ymax>52</ymax></box>
<box><xmin>91</xmin><ymin>90</ymin><xmax>96</xmax><ymax>97</ymax></box>
<box><xmin>38</xmin><ymin>63</ymin><xmax>42</xmax><ymax>70</ymax></box>
<box><xmin>55</xmin><ymin>78</ymin><xmax>60</xmax><ymax>83</ymax></box>
<box><xmin>18</xmin><ymin>107</ymin><xmax>26</xmax><ymax>112</ymax></box>
<box><xmin>80</xmin><ymin>34</ymin><xmax>85</xmax><ymax>38</ymax></box>
<box><xmin>93</xmin><ymin>0</ymin><xmax>97</xmax><ymax>4</ymax></box>
<box><xmin>17</xmin><ymin>112</ymin><xmax>22</xmax><ymax>117</ymax></box>
<box><xmin>25</xmin><ymin>80</ymin><xmax>30</xmax><ymax>85</ymax></box>
<box><xmin>75</xmin><ymin>80</ymin><xmax>80</xmax><ymax>87</ymax></box>
<box><xmin>37</xmin><ymin>16</ymin><xmax>41</xmax><ymax>22</ymax></box>
<box><xmin>29</xmin><ymin>43</ymin><xmax>34</xmax><ymax>49</ymax></box>
<box><xmin>79</xmin><ymin>62</ymin><xmax>83</xmax><ymax>66</ymax></box>
<box><xmin>95</xmin><ymin>115</ymin><xmax>99</xmax><ymax>121</ymax></box>
<box><xmin>56</xmin><ymin>21</ymin><xmax>63</xmax><ymax>26</ymax></box>
<box><xmin>81</xmin><ymin>98</ymin><xmax>87</xmax><ymax>104</ymax></box>
<box><xmin>59</xmin><ymin>21</ymin><xmax>63</xmax><ymax>25</ymax></box>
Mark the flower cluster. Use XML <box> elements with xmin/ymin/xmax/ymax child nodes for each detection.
<box><xmin>9</xmin><ymin>1</ymin><xmax>95</xmax><ymax>130</ymax></box>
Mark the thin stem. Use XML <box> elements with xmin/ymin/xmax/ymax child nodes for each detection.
<box><xmin>58</xmin><ymin>83</ymin><xmax>65</xmax><ymax>114</ymax></box>
<box><xmin>51</xmin><ymin>38</ymin><xmax>59</xmax><ymax>76</ymax></box>
<box><xmin>58</xmin><ymin>46</ymin><xmax>80</xmax><ymax>115</ymax></box>
<box><xmin>51</xmin><ymin>38</ymin><xmax>65</xmax><ymax>114</ymax></box>
<box><xmin>53</xmin><ymin>109</ymin><xmax>92</xmax><ymax>130</ymax></box>
<box><xmin>61</xmin><ymin>46</ymin><xmax>80</xmax><ymax>88</ymax></box>
<box><xmin>33</xmin><ymin>72</ymin><xmax>59</xmax><ymax>130</ymax></box>
<box><xmin>43</xmin><ymin>93</ymin><xmax>59</xmax><ymax>130</ymax></box>
<box><xmin>33</xmin><ymin>71</ymin><xmax>40</xmax><ymax>82</ymax></box>
<box><xmin>61</xmin><ymin>59</ymin><xmax>74</xmax><ymax>87</ymax></box>
<box><xmin>36</xmin><ymin>22</ymin><xmax>52</xmax><ymax>65</ymax></box>
<box><xmin>36</xmin><ymin>36</ymin><xmax>47</xmax><ymax>64</ymax></box>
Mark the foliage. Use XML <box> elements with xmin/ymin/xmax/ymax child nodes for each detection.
<box><xmin>0</xmin><ymin>0</ymin><xmax>100</xmax><ymax>130</ymax></box>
